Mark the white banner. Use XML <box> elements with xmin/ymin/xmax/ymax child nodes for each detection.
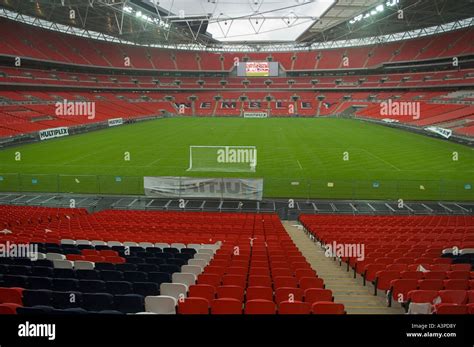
<box><xmin>108</xmin><ymin>118</ymin><xmax>123</xmax><ymax>127</ymax></box>
<box><xmin>244</xmin><ymin>112</ymin><xmax>268</xmax><ymax>118</ymax></box>
<box><xmin>39</xmin><ymin>127</ymin><xmax>69</xmax><ymax>141</ymax></box>
<box><xmin>425</xmin><ymin>126</ymin><xmax>452</xmax><ymax>139</ymax></box>
<box><xmin>144</xmin><ymin>176</ymin><xmax>264</xmax><ymax>201</ymax></box>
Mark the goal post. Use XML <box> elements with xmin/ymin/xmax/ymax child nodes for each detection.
<box><xmin>187</xmin><ymin>145</ymin><xmax>257</xmax><ymax>172</ymax></box>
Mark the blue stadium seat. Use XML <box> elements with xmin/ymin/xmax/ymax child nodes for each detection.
<box><xmin>95</xmin><ymin>263</ymin><xmax>116</xmax><ymax>271</ymax></box>
<box><xmin>136</xmin><ymin>264</ymin><xmax>160</xmax><ymax>272</ymax></box>
<box><xmin>148</xmin><ymin>272</ymin><xmax>171</xmax><ymax>284</ymax></box>
<box><xmin>99</xmin><ymin>270</ymin><xmax>123</xmax><ymax>281</ymax></box>
<box><xmin>114</xmin><ymin>294</ymin><xmax>145</xmax><ymax>313</ymax></box>
<box><xmin>17</xmin><ymin>305</ymin><xmax>54</xmax><ymax>314</ymax></box>
<box><xmin>78</xmin><ymin>280</ymin><xmax>106</xmax><ymax>293</ymax></box>
<box><xmin>82</xmin><ymin>293</ymin><xmax>114</xmax><ymax>311</ymax></box>
<box><xmin>105</xmin><ymin>281</ymin><xmax>133</xmax><ymax>295</ymax></box>
<box><xmin>53</xmin><ymin>268</ymin><xmax>76</xmax><ymax>279</ymax></box>
<box><xmin>133</xmin><ymin>282</ymin><xmax>160</xmax><ymax>297</ymax></box>
<box><xmin>52</xmin><ymin>291</ymin><xmax>82</xmax><ymax>309</ymax></box>
<box><xmin>28</xmin><ymin>276</ymin><xmax>53</xmax><ymax>290</ymax></box>
<box><xmin>123</xmin><ymin>271</ymin><xmax>148</xmax><ymax>282</ymax></box>
<box><xmin>4</xmin><ymin>275</ymin><xmax>28</xmax><ymax>287</ymax></box>
<box><xmin>23</xmin><ymin>289</ymin><xmax>52</xmax><ymax>307</ymax></box>
<box><xmin>116</xmin><ymin>263</ymin><xmax>137</xmax><ymax>272</ymax></box>
<box><xmin>30</xmin><ymin>266</ymin><xmax>54</xmax><ymax>277</ymax></box>
<box><xmin>53</xmin><ymin>278</ymin><xmax>78</xmax><ymax>291</ymax></box>
<box><xmin>76</xmin><ymin>270</ymin><xmax>100</xmax><ymax>280</ymax></box>
<box><xmin>8</xmin><ymin>265</ymin><xmax>31</xmax><ymax>275</ymax></box>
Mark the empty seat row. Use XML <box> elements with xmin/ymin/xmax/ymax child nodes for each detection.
<box><xmin>0</xmin><ymin>272</ymin><xmax>173</xmax><ymax>290</ymax></box>
<box><xmin>188</xmin><ymin>283</ymin><xmax>333</xmax><ymax>304</ymax></box>
<box><xmin>145</xmin><ymin>296</ymin><xmax>345</xmax><ymax>315</ymax></box>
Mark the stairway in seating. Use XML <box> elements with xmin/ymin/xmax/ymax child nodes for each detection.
<box><xmin>283</xmin><ymin>221</ymin><xmax>405</xmax><ymax>314</ymax></box>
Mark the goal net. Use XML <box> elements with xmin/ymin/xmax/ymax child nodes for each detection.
<box><xmin>187</xmin><ymin>146</ymin><xmax>257</xmax><ymax>172</ymax></box>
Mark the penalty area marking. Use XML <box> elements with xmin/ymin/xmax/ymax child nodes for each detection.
<box><xmin>296</xmin><ymin>160</ymin><xmax>303</xmax><ymax>170</ymax></box>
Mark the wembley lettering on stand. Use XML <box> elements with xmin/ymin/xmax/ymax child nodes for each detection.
<box><xmin>38</xmin><ymin>127</ymin><xmax>69</xmax><ymax>141</ymax></box>
<box><xmin>108</xmin><ymin>118</ymin><xmax>124</xmax><ymax>127</ymax></box>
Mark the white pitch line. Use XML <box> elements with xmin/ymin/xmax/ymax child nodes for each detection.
<box><xmin>296</xmin><ymin>160</ymin><xmax>303</xmax><ymax>170</ymax></box>
<box><xmin>360</xmin><ymin>149</ymin><xmax>401</xmax><ymax>171</ymax></box>
<box><xmin>146</xmin><ymin>158</ymin><xmax>161</xmax><ymax>167</ymax></box>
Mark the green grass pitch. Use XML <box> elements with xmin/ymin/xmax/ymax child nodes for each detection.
<box><xmin>0</xmin><ymin>117</ymin><xmax>473</xmax><ymax>200</ymax></box>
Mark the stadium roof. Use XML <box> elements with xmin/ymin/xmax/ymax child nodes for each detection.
<box><xmin>0</xmin><ymin>0</ymin><xmax>473</xmax><ymax>50</ymax></box>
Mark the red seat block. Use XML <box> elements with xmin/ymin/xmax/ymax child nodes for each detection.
<box><xmin>279</xmin><ymin>301</ymin><xmax>311</xmax><ymax>314</ymax></box>
<box><xmin>299</xmin><ymin>277</ymin><xmax>324</xmax><ymax>290</ymax></box>
<box><xmin>211</xmin><ymin>298</ymin><xmax>242</xmax><ymax>314</ymax></box>
<box><xmin>407</xmin><ymin>290</ymin><xmax>439</xmax><ymax>304</ymax></box>
<box><xmin>0</xmin><ymin>303</ymin><xmax>21</xmax><ymax>314</ymax></box>
<box><xmin>312</xmin><ymin>302</ymin><xmax>345</xmax><ymax>314</ymax></box>
<box><xmin>246</xmin><ymin>286</ymin><xmax>273</xmax><ymax>301</ymax></box>
<box><xmin>275</xmin><ymin>287</ymin><xmax>303</xmax><ymax>304</ymax></box>
<box><xmin>245</xmin><ymin>299</ymin><xmax>276</xmax><ymax>314</ymax></box>
<box><xmin>188</xmin><ymin>284</ymin><xmax>216</xmax><ymax>303</ymax></box>
<box><xmin>0</xmin><ymin>287</ymin><xmax>24</xmax><ymax>305</ymax></box>
<box><xmin>216</xmin><ymin>285</ymin><xmax>244</xmax><ymax>301</ymax></box>
<box><xmin>438</xmin><ymin>290</ymin><xmax>468</xmax><ymax>304</ymax></box>
<box><xmin>304</xmin><ymin>288</ymin><xmax>333</xmax><ymax>304</ymax></box>
<box><xmin>435</xmin><ymin>303</ymin><xmax>468</xmax><ymax>315</ymax></box>
<box><xmin>178</xmin><ymin>297</ymin><xmax>209</xmax><ymax>314</ymax></box>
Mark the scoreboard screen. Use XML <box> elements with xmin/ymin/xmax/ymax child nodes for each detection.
<box><xmin>245</xmin><ymin>62</ymin><xmax>269</xmax><ymax>77</ymax></box>
<box><xmin>237</xmin><ymin>61</ymin><xmax>279</xmax><ymax>77</ymax></box>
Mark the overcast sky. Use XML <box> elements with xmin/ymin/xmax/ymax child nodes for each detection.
<box><xmin>147</xmin><ymin>0</ymin><xmax>335</xmax><ymax>42</ymax></box>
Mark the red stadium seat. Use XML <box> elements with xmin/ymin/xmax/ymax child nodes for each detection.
<box><xmin>275</xmin><ymin>287</ymin><xmax>303</xmax><ymax>304</ymax></box>
<box><xmin>278</xmin><ymin>301</ymin><xmax>311</xmax><ymax>314</ymax></box>
<box><xmin>389</xmin><ymin>279</ymin><xmax>419</xmax><ymax>304</ymax></box>
<box><xmin>0</xmin><ymin>303</ymin><xmax>21</xmax><ymax>314</ymax></box>
<box><xmin>248</xmin><ymin>275</ymin><xmax>272</xmax><ymax>288</ymax></box>
<box><xmin>222</xmin><ymin>274</ymin><xmax>246</xmax><ymax>287</ymax></box>
<box><xmin>443</xmin><ymin>280</ymin><xmax>469</xmax><ymax>290</ymax></box>
<box><xmin>295</xmin><ymin>268</ymin><xmax>317</xmax><ymax>280</ymax></box>
<box><xmin>226</xmin><ymin>267</ymin><xmax>247</xmax><ymax>276</ymax></box>
<box><xmin>400</xmin><ymin>271</ymin><xmax>424</xmax><ymax>280</ymax></box>
<box><xmin>188</xmin><ymin>284</ymin><xmax>216</xmax><ymax>303</ymax></box>
<box><xmin>245</xmin><ymin>299</ymin><xmax>277</xmax><ymax>314</ymax></box>
<box><xmin>304</xmin><ymin>288</ymin><xmax>333</xmax><ymax>304</ymax></box>
<box><xmin>104</xmin><ymin>256</ymin><xmax>125</xmax><ymax>264</ymax></box>
<box><xmin>178</xmin><ymin>297</ymin><xmax>209</xmax><ymax>314</ymax></box>
<box><xmin>272</xmin><ymin>268</ymin><xmax>293</xmax><ymax>277</ymax></box>
<box><xmin>447</xmin><ymin>271</ymin><xmax>470</xmax><ymax>280</ymax></box>
<box><xmin>438</xmin><ymin>290</ymin><xmax>468</xmax><ymax>304</ymax></box>
<box><xmin>374</xmin><ymin>271</ymin><xmax>400</xmax><ymax>294</ymax></box>
<box><xmin>407</xmin><ymin>290</ymin><xmax>439</xmax><ymax>304</ymax></box>
<box><xmin>435</xmin><ymin>303</ymin><xmax>468</xmax><ymax>314</ymax></box>
<box><xmin>273</xmin><ymin>276</ymin><xmax>298</xmax><ymax>289</ymax></box>
<box><xmin>217</xmin><ymin>285</ymin><xmax>245</xmax><ymax>301</ymax></box>
<box><xmin>246</xmin><ymin>286</ymin><xmax>273</xmax><ymax>301</ymax></box>
<box><xmin>0</xmin><ymin>287</ymin><xmax>24</xmax><ymax>305</ymax></box>
<box><xmin>418</xmin><ymin>280</ymin><xmax>444</xmax><ymax>291</ymax></box>
<box><xmin>211</xmin><ymin>298</ymin><xmax>242</xmax><ymax>314</ymax></box>
<box><xmin>312</xmin><ymin>302</ymin><xmax>345</xmax><ymax>314</ymax></box>
<box><xmin>299</xmin><ymin>277</ymin><xmax>324</xmax><ymax>290</ymax></box>
<box><xmin>197</xmin><ymin>274</ymin><xmax>221</xmax><ymax>288</ymax></box>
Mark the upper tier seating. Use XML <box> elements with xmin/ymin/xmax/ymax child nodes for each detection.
<box><xmin>0</xmin><ymin>18</ymin><xmax>472</xmax><ymax>71</ymax></box>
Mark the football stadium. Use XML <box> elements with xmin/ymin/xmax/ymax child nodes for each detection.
<box><xmin>0</xmin><ymin>0</ymin><xmax>473</xmax><ymax>344</ymax></box>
